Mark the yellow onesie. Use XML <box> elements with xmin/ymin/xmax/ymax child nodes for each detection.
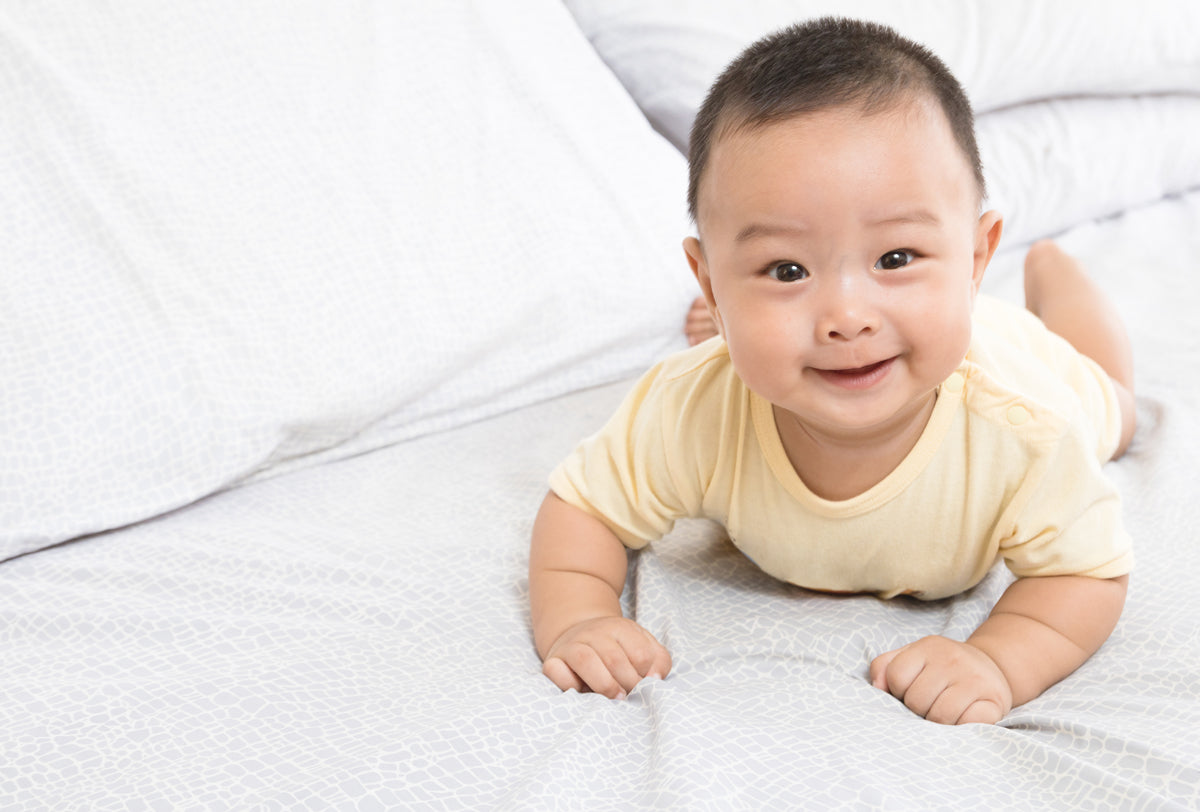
<box><xmin>549</xmin><ymin>295</ymin><xmax>1132</xmax><ymax>600</ymax></box>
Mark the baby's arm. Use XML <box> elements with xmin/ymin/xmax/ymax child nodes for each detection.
<box><xmin>870</xmin><ymin>573</ymin><xmax>1127</xmax><ymax>724</ymax></box>
<box><xmin>529</xmin><ymin>492</ymin><xmax>672</xmax><ymax>699</ymax></box>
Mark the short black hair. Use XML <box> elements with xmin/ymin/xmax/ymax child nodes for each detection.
<box><xmin>687</xmin><ymin>17</ymin><xmax>985</xmax><ymax>223</ymax></box>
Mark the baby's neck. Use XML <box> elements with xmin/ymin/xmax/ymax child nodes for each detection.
<box><xmin>774</xmin><ymin>394</ymin><xmax>937</xmax><ymax>502</ymax></box>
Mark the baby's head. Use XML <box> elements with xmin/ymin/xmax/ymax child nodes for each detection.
<box><xmin>687</xmin><ymin>17</ymin><xmax>985</xmax><ymax>226</ymax></box>
<box><xmin>682</xmin><ymin>18</ymin><xmax>1003</xmax><ymax>440</ymax></box>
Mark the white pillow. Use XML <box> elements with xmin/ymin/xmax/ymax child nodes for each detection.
<box><xmin>565</xmin><ymin>0</ymin><xmax>1200</xmax><ymax>152</ymax></box>
<box><xmin>979</xmin><ymin>95</ymin><xmax>1200</xmax><ymax>247</ymax></box>
<box><xmin>0</xmin><ymin>0</ymin><xmax>697</xmax><ymax>559</ymax></box>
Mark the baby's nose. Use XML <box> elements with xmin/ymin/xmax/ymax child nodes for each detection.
<box><xmin>815</xmin><ymin>280</ymin><xmax>880</xmax><ymax>342</ymax></box>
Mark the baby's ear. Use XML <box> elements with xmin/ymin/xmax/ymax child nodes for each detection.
<box><xmin>972</xmin><ymin>210</ymin><xmax>1004</xmax><ymax>292</ymax></box>
<box><xmin>682</xmin><ymin>236</ymin><xmax>705</xmax><ymax>280</ymax></box>
<box><xmin>683</xmin><ymin>237</ymin><xmax>723</xmax><ymax>335</ymax></box>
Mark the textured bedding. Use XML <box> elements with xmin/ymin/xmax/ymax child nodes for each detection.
<box><xmin>4</xmin><ymin>1</ymin><xmax>1200</xmax><ymax>809</ymax></box>
<box><xmin>6</xmin><ymin>190</ymin><xmax>1200</xmax><ymax>809</ymax></box>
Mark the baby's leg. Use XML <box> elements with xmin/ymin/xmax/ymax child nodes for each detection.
<box><xmin>1022</xmin><ymin>240</ymin><xmax>1136</xmax><ymax>458</ymax></box>
<box><xmin>684</xmin><ymin>296</ymin><xmax>719</xmax><ymax>346</ymax></box>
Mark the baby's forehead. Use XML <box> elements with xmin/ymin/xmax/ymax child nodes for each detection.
<box><xmin>715</xmin><ymin>95</ymin><xmax>940</xmax><ymax>158</ymax></box>
<box><xmin>700</xmin><ymin>99</ymin><xmax>982</xmax><ymax>212</ymax></box>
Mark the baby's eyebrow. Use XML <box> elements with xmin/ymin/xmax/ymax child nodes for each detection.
<box><xmin>867</xmin><ymin>209</ymin><xmax>942</xmax><ymax>228</ymax></box>
<box><xmin>733</xmin><ymin>209</ymin><xmax>942</xmax><ymax>243</ymax></box>
<box><xmin>734</xmin><ymin>222</ymin><xmax>807</xmax><ymax>243</ymax></box>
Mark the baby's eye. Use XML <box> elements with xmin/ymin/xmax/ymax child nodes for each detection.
<box><xmin>875</xmin><ymin>250</ymin><xmax>915</xmax><ymax>271</ymax></box>
<box><xmin>767</xmin><ymin>262</ymin><xmax>810</xmax><ymax>282</ymax></box>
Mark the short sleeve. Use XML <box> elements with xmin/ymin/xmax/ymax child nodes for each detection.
<box><xmin>999</xmin><ymin>423</ymin><xmax>1133</xmax><ymax>580</ymax></box>
<box><xmin>548</xmin><ymin>361</ymin><xmax>691</xmax><ymax>549</ymax></box>
<box><xmin>971</xmin><ymin>297</ymin><xmax>1123</xmax><ymax>463</ymax></box>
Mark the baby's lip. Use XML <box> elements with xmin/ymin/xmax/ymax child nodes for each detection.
<box><xmin>813</xmin><ymin>356</ymin><xmax>897</xmax><ymax>388</ymax></box>
<box><xmin>817</xmin><ymin>357</ymin><xmax>892</xmax><ymax>375</ymax></box>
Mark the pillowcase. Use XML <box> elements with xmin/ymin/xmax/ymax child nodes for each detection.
<box><xmin>564</xmin><ymin>0</ymin><xmax>1200</xmax><ymax>152</ymax></box>
<box><xmin>980</xmin><ymin>94</ymin><xmax>1200</xmax><ymax>247</ymax></box>
<box><xmin>0</xmin><ymin>0</ymin><xmax>697</xmax><ymax>559</ymax></box>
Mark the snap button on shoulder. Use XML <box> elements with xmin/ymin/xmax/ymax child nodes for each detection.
<box><xmin>1006</xmin><ymin>405</ymin><xmax>1031</xmax><ymax>426</ymax></box>
<box><xmin>942</xmin><ymin>373</ymin><xmax>964</xmax><ymax>395</ymax></box>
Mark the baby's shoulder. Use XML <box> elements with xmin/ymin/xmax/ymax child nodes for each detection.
<box><xmin>964</xmin><ymin>295</ymin><xmax>1117</xmax><ymax>459</ymax></box>
<box><xmin>948</xmin><ymin>362</ymin><xmax>1113</xmax><ymax>511</ymax></box>
<box><xmin>656</xmin><ymin>336</ymin><xmax>734</xmax><ymax>379</ymax></box>
<box><xmin>957</xmin><ymin>361</ymin><xmax>1071</xmax><ymax>449</ymax></box>
<box><xmin>645</xmin><ymin>337</ymin><xmax>743</xmax><ymax>406</ymax></box>
<box><xmin>625</xmin><ymin>339</ymin><xmax>755</xmax><ymax>462</ymax></box>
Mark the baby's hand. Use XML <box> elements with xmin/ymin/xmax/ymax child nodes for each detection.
<box><xmin>542</xmin><ymin>616</ymin><xmax>671</xmax><ymax>700</ymax></box>
<box><xmin>869</xmin><ymin>635</ymin><xmax>1013</xmax><ymax>725</ymax></box>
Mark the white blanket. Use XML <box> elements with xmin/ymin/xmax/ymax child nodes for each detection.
<box><xmin>0</xmin><ymin>0</ymin><xmax>696</xmax><ymax>560</ymax></box>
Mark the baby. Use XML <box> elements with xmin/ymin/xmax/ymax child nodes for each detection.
<box><xmin>529</xmin><ymin>18</ymin><xmax>1135</xmax><ymax>725</ymax></box>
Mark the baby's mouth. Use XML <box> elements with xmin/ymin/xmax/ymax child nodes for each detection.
<box><xmin>814</xmin><ymin>357</ymin><xmax>896</xmax><ymax>389</ymax></box>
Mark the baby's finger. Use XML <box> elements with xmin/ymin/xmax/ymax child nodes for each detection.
<box><xmin>543</xmin><ymin>656</ymin><xmax>586</xmax><ymax>693</ymax></box>
<box><xmin>617</xmin><ymin>628</ymin><xmax>672</xmax><ymax>685</ymax></box>
<box><xmin>565</xmin><ymin>645</ymin><xmax>630</xmax><ymax>700</ymax></box>
<box><xmin>925</xmin><ymin>684</ymin><xmax>982</xmax><ymax>726</ymax></box>
<box><xmin>642</xmin><ymin>639</ymin><xmax>672</xmax><ymax>681</ymax></box>
<box><xmin>874</xmin><ymin>645</ymin><xmax>928</xmax><ymax>698</ymax></box>
<box><xmin>899</xmin><ymin>667</ymin><xmax>950</xmax><ymax>719</ymax></box>
<box><xmin>957</xmin><ymin>699</ymin><xmax>1005</xmax><ymax>726</ymax></box>
<box><xmin>869</xmin><ymin>649</ymin><xmax>901</xmax><ymax>691</ymax></box>
<box><xmin>604</xmin><ymin>651</ymin><xmax>648</xmax><ymax>696</ymax></box>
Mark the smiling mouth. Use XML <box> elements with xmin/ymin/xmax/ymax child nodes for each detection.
<box><xmin>814</xmin><ymin>357</ymin><xmax>896</xmax><ymax>389</ymax></box>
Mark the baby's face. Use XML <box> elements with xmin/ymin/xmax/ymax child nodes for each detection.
<box><xmin>685</xmin><ymin>99</ymin><xmax>1001</xmax><ymax>441</ymax></box>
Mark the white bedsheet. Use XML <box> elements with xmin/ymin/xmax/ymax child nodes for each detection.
<box><xmin>3</xmin><ymin>191</ymin><xmax>1198</xmax><ymax>809</ymax></box>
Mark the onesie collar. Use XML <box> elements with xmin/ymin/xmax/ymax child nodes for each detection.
<box><xmin>750</xmin><ymin>366</ymin><xmax>967</xmax><ymax>518</ymax></box>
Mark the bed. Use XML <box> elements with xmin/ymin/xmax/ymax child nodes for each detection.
<box><xmin>3</xmin><ymin>1</ymin><xmax>1199</xmax><ymax>808</ymax></box>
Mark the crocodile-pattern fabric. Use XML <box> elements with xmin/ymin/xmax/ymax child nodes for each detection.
<box><xmin>5</xmin><ymin>190</ymin><xmax>1200</xmax><ymax>807</ymax></box>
